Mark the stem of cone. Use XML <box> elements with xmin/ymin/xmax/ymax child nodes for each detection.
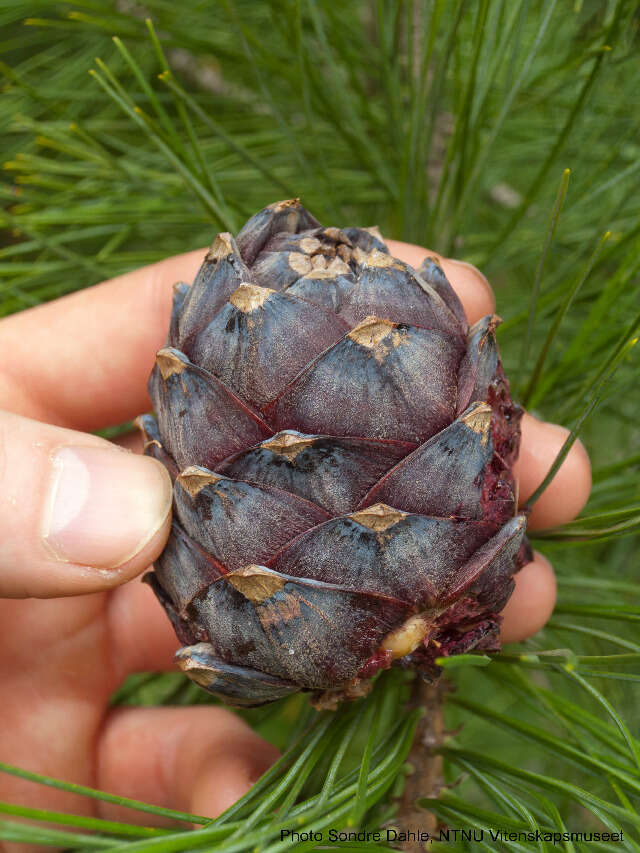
<box><xmin>395</xmin><ymin>677</ymin><xmax>446</xmax><ymax>849</ymax></box>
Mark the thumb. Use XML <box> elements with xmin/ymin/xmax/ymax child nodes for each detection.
<box><xmin>0</xmin><ymin>410</ymin><xmax>172</xmax><ymax>598</ymax></box>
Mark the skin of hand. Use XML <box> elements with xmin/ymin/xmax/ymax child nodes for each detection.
<box><xmin>0</xmin><ymin>240</ymin><xmax>591</xmax><ymax>834</ymax></box>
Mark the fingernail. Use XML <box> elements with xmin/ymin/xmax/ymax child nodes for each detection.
<box><xmin>42</xmin><ymin>445</ymin><xmax>172</xmax><ymax>568</ymax></box>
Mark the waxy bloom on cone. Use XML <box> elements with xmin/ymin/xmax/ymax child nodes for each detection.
<box><xmin>137</xmin><ymin>199</ymin><xmax>530</xmax><ymax>708</ymax></box>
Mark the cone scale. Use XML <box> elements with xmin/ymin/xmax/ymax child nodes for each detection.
<box><xmin>138</xmin><ymin>199</ymin><xmax>529</xmax><ymax>708</ymax></box>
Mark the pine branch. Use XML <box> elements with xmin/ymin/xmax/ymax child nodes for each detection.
<box><xmin>394</xmin><ymin>679</ymin><xmax>446</xmax><ymax>851</ymax></box>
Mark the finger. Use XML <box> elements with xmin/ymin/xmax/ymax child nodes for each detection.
<box><xmin>516</xmin><ymin>412</ymin><xmax>592</xmax><ymax>529</ymax></box>
<box><xmin>0</xmin><ymin>410</ymin><xmax>172</xmax><ymax>597</ymax></box>
<box><xmin>0</xmin><ymin>249</ymin><xmax>204</xmax><ymax>430</ymax></box>
<box><xmin>500</xmin><ymin>551</ymin><xmax>557</xmax><ymax>643</ymax></box>
<box><xmin>96</xmin><ymin>706</ymin><xmax>279</xmax><ymax>823</ymax></box>
<box><xmin>0</xmin><ymin>598</ymin><xmax>114</xmax><ymax>844</ymax></box>
<box><xmin>0</xmin><ymin>688</ymin><xmax>103</xmax><ymax>841</ymax></box>
<box><xmin>107</xmin><ymin>577</ymin><xmax>179</xmax><ymax>678</ymax></box>
<box><xmin>113</xmin><ymin>430</ymin><xmax>144</xmax><ymax>453</ymax></box>
<box><xmin>386</xmin><ymin>239</ymin><xmax>496</xmax><ymax>324</ymax></box>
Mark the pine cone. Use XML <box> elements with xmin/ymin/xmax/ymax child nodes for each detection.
<box><xmin>137</xmin><ymin>199</ymin><xmax>529</xmax><ymax>708</ymax></box>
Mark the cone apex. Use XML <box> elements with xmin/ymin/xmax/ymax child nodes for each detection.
<box><xmin>350</xmin><ymin>502</ymin><xmax>407</xmax><ymax>531</ymax></box>
<box><xmin>460</xmin><ymin>402</ymin><xmax>493</xmax><ymax>440</ymax></box>
<box><xmin>175</xmin><ymin>643</ymin><xmax>219</xmax><ymax>687</ymax></box>
<box><xmin>353</xmin><ymin>246</ymin><xmax>396</xmax><ymax>268</ymax></box>
<box><xmin>269</xmin><ymin>198</ymin><xmax>300</xmax><ymax>211</ymax></box>
<box><xmin>177</xmin><ymin>465</ymin><xmax>225</xmax><ymax>497</ymax></box>
<box><xmin>206</xmin><ymin>232</ymin><xmax>235</xmax><ymax>261</ymax></box>
<box><xmin>287</xmin><ymin>252</ymin><xmax>313</xmax><ymax>275</ymax></box>
<box><xmin>156</xmin><ymin>347</ymin><xmax>187</xmax><ymax>379</ymax></box>
<box><xmin>229</xmin><ymin>282</ymin><xmax>274</xmax><ymax>312</ymax></box>
<box><xmin>348</xmin><ymin>316</ymin><xmax>398</xmax><ymax>347</ymax></box>
<box><xmin>305</xmin><ymin>256</ymin><xmax>351</xmax><ymax>279</ymax></box>
<box><xmin>262</xmin><ymin>431</ymin><xmax>315</xmax><ymax>460</ymax></box>
<box><xmin>226</xmin><ymin>564</ymin><xmax>287</xmax><ymax>603</ymax></box>
<box><xmin>299</xmin><ymin>236</ymin><xmax>322</xmax><ymax>253</ymax></box>
<box><xmin>486</xmin><ymin>314</ymin><xmax>503</xmax><ymax>333</ymax></box>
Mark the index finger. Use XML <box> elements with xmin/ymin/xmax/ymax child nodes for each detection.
<box><xmin>0</xmin><ymin>240</ymin><xmax>494</xmax><ymax>431</ymax></box>
<box><xmin>0</xmin><ymin>249</ymin><xmax>204</xmax><ymax>431</ymax></box>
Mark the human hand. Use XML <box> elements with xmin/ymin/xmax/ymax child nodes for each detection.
<box><xmin>0</xmin><ymin>239</ymin><xmax>590</xmax><ymax>828</ymax></box>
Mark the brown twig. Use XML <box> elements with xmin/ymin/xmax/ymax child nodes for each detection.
<box><xmin>393</xmin><ymin>677</ymin><xmax>446</xmax><ymax>851</ymax></box>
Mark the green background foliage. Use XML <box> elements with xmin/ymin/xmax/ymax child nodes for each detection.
<box><xmin>1</xmin><ymin>1</ymin><xmax>639</xmax><ymax>850</ymax></box>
